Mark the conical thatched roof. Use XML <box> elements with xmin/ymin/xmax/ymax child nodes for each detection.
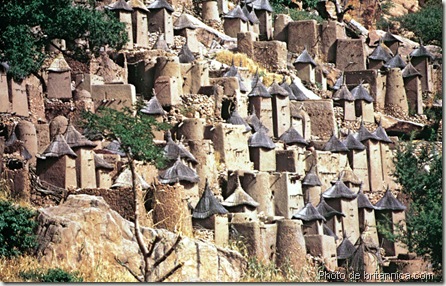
<box><xmin>153</xmin><ymin>33</ymin><xmax>169</xmax><ymax>51</ymax></box>
<box><xmin>227</xmin><ymin>109</ymin><xmax>252</xmax><ymax>133</ymax></box>
<box><xmin>351</xmin><ymin>83</ymin><xmax>374</xmax><ymax>103</ymax></box>
<box><xmin>246</xmin><ymin>110</ymin><xmax>269</xmax><ymax>133</ymax></box>
<box><xmin>40</xmin><ymin>134</ymin><xmax>77</xmax><ymax>159</ymax></box>
<box><xmin>292</xmin><ymin>202</ymin><xmax>326</xmax><ymax>222</ymax></box>
<box><xmin>357</xmin><ymin>185</ymin><xmax>375</xmax><ymax>209</ymax></box>
<box><xmin>382</xmin><ymin>32</ymin><xmax>402</xmax><ymax>44</ymax></box>
<box><xmin>302</xmin><ymin>165</ymin><xmax>322</xmax><ymax>186</ymax></box>
<box><xmin>94</xmin><ymin>154</ymin><xmax>115</xmax><ymax>170</ymax></box>
<box><xmin>129</xmin><ymin>0</ymin><xmax>149</xmax><ymax>12</ymax></box>
<box><xmin>221</xmin><ymin>178</ymin><xmax>259</xmax><ymax>208</ymax></box>
<box><xmin>250</xmin><ymin>0</ymin><xmax>273</xmax><ymax>12</ymax></box>
<box><xmin>280</xmin><ymin>79</ymin><xmax>298</xmax><ymax>100</ymax></box>
<box><xmin>372</xmin><ymin>121</ymin><xmax>392</xmax><ymax>143</ymax></box>
<box><xmin>164</xmin><ymin>131</ymin><xmax>198</xmax><ymax>163</ymax></box>
<box><xmin>333</xmin><ymin>84</ymin><xmax>355</xmax><ymax>101</ymax></box>
<box><xmin>242</xmin><ymin>5</ymin><xmax>257</xmax><ymax>24</ymax></box>
<box><xmin>293</xmin><ymin>48</ymin><xmax>317</xmax><ymax>66</ymax></box>
<box><xmin>323</xmin><ymin>132</ymin><xmax>349</xmax><ymax>152</ymax></box>
<box><xmin>374</xmin><ymin>186</ymin><xmax>406</xmax><ymax>211</ymax></box>
<box><xmin>223</xmin><ymin>5</ymin><xmax>248</xmax><ymax>22</ymax></box>
<box><xmin>140</xmin><ymin>95</ymin><xmax>166</xmax><ymax>115</ymax></box>
<box><xmin>5</xmin><ymin>127</ymin><xmax>18</xmax><ymax>147</ymax></box>
<box><xmin>316</xmin><ymin>197</ymin><xmax>345</xmax><ymax>220</ymax></box>
<box><xmin>248</xmin><ymin>129</ymin><xmax>275</xmax><ymax>149</ymax></box>
<box><xmin>104</xmin><ymin>140</ymin><xmax>126</xmax><ymax>156</ymax></box>
<box><xmin>268</xmin><ymin>81</ymin><xmax>289</xmax><ymax>97</ymax></box>
<box><xmin>158</xmin><ymin>156</ymin><xmax>200</xmax><ymax>184</ymax></box>
<box><xmin>193</xmin><ymin>180</ymin><xmax>228</xmax><ymax>219</ymax></box>
<box><xmin>147</xmin><ymin>0</ymin><xmax>174</xmax><ymax>12</ymax></box>
<box><xmin>48</xmin><ymin>53</ymin><xmax>71</xmax><ymax>72</ymax></box>
<box><xmin>333</xmin><ymin>72</ymin><xmax>343</xmax><ymax>90</ymax></box>
<box><xmin>248</xmin><ymin>80</ymin><xmax>271</xmax><ymax>98</ymax></box>
<box><xmin>178</xmin><ymin>44</ymin><xmax>195</xmax><ymax>63</ymax></box>
<box><xmin>340</xmin><ymin>167</ymin><xmax>362</xmax><ymax>185</ymax></box>
<box><xmin>223</xmin><ymin>61</ymin><xmax>248</xmax><ymax>92</ymax></box>
<box><xmin>107</xmin><ymin>0</ymin><xmax>133</xmax><ymax>11</ymax></box>
<box><xmin>343</xmin><ymin>132</ymin><xmax>366</xmax><ymax>150</ymax></box>
<box><xmin>64</xmin><ymin>124</ymin><xmax>97</xmax><ymax>149</ymax></box>
<box><xmin>337</xmin><ymin>234</ymin><xmax>356</xmax><ymax>260</ymax></box>
<box><xmin>279</xmin><ymin>126</ymin><xmax>307</xmax><ymax>145</ymax></box>
<box><xmin>174</xmin><ymin>13</ymin><xmax>198</xmax><ymax>30</ymax></box>
<box><xmin>410</xmin><ymin>43</ymin><xmax>434</xmax><ymax>60</ymax></box>
<box><xmin>111</xmin><ymin>168</ymin><xmax>150</xmax><ymax>189</ymax></box>
<box><xmin>368</xmin><ymin>40</ymin><xmax>393</xmax><ymax>62</ymax></box>
<box><xmin>354</xmin><ymin>121</ymin><xmax>380</xmax><ymax>142</ymax></box>
<box><xmin>323</xmin><ymin>223</ymin><xmax>339</xmax><ymax>240</ymax></box>
<box><xmin>383</xmin><ymin>54</ymin><xmax>407</xmax><ymax>69</ymax></box>
<box><xmin>289</xmin><ymin>82</ymin><xmax>308</xmax><ymax>101</ymax></box>
<box><xmin>322</xmin><ymin>179</ymin><xmax>357</xmax><ymax>199</ymax></box>
<box><xmin>249</xmin><ymin>10</ymin><xmax>260</xmax><ymax>24</ymax></box>
<box><xmin>402</xmin><ymin>62</ymin><xmax>422</xmax><ymax>78</ymax></box>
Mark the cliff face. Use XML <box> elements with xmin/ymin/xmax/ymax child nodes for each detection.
<box><xmin>35</xmin><ymin>194</ymin><xmax>246</xmax><ymax>282</ymax></box>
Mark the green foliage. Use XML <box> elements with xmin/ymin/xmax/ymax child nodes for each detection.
<box><xmin>0</xmin><ymin>200</ymin><xmax>38</xmax><ymax>258</ymax></box>
<box><xmin>20</xmin><ymin>268</ymin><xmax>83</xmax><ymax>282</ymax></box>
<box><xmin>0</xmin><ymin>0</ymin><xmax>128</xmax><ymax>80</ymax></box>
<box><xmin>393</xmin><ymin>4</ymin><xmax>442</xmax><ymax>45</ymax></box>
<box><xmin>81</xmin><ymin>103</ymin><xmax>169</xmax><ymax>168</ymax></box>
<box><xmin>393</xmin><ymin>141</ymin><xmax>442</xmax><ymax>271</ymax></box>
<box><xmin>271</xmin><ymin>2</ymin><xmax>323</xmax><ymax>23</ymax></box>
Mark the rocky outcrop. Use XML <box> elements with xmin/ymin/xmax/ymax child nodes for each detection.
<box><xmin>35</xmin><ymin>194</ymin><xmax>246</xmax><ymax>282</ymax></box>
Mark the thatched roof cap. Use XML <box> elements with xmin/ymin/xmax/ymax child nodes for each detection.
<box><xmin>107</xmin><ymin>0</ymin><xmax>133</xmax><ymax>11</ymax></box>
<box><xmin>382</xmin><ymin>32</ymin><xmax>403</xmax><ymax>43</ymax></box>
<box><xmin>351</xmin><ymin>83</ymin><xmax>374</xmax><ymax>103</ymax></box>
<box><xmin>343</xmin><ymin>132</ymin><xmax>366</xmax><ymax>150</ymax></box>
<box><xmin>129</xmin><ymin>0</ymin><xmax>149</xmax><ymax>12</ymax></box>
<box><xmin>337</xmin><ymin>234</ymin><xmax>356</xmax><ymax>260</ymax></box>
<box><xmin>246</xmin><ymin>110</ymin><xmax>269</xmax><ymax>133</ymax></box>
<box><xmin>292</xmin><ymin>202</ymin><xmax>326</xmax><ymax>222</ymax></box>
<box><xmin>147</xmin><ymin>0</ymin><xmax>174</xmax><ymax>12</ymax></box>
<box><xmin>248</xmin><ymin>80</ymin><xmax>271</xmax><ymax>98</ymax></box>
<box><xmin>223</xmin><ymin>5</ymin><xmax>248</xmax><ymax>22</ymax></box>
<box><xmin>294</xmin><ymin>49</ymin><xmax>317</xmax><ymax>66</ymax></box>
<box><xmin>410</xmin><ymin>44</ymin><xmax>434</xmax><ymax>60</ymax></box>
<box><xmin>402</xmin><ymin>62</ymin><xmax>422</xmax><ymax>78</ymax></box>
<box><xmin>193</xmin><ymin>180</ymin><xmax>228</xmax><ymax>219</ymax></box>
<box><xmin>357</xmin><ymin>185</ymin><xmax>375</xmax><ymax>209</ymax></box>
<box><xmin>111</xmin><ymin>168</ymin><xmax>150</xmax><ymax>189</ymax></box>
<box><xmin>302</xmin><ymin>165</ymin><xmax>322</xmax><ymax>186</ymax></box>
<box><xmin>140</xmin><ymin>96</ymin><xmax>166</xmax><ymax>115</ymax></box>
<box><xmin>64</xmin><ymin>124</ymin><xmax>97</xmax><ymax>148</ymax></box>
<box><xmin>227</xmin><ymin>109</ymin><xmax>252</xmax><ymax>133</ymax></box>
<box><xmin>268</xmin><ymin>81</ymin><xmax>289</xmax><ymax>97</ymax></box>
<box><xmin>316</xmin><ymin>197</ymin><xmax>345</xmax><ymax>220</ymax></box>
<box><xmin>104</xmin><ymin>140</ymin><xmax>126</xmax><ymax>156</ymax></box>
<box><xmin>221</xmin><ymin>179</ymin><xmax>259</xmax><ymax>208</ymax></box>
<box><xmin>323</xmin><ymin>223</ymin><xmax>339</xmax><ymax>240</ymax></box>
<box><xmin>40</xmin><ymin>134</ymin><xmax>77</xmax><ymax>159</ymax></box>
<box><xmin>153</xmin><ymin>33</ymin><xmax>169</xmax><ymax>51</ymax></box>
<box><xmin>248</xmin><ymin>129</ymin><xmax>275</xmax><ymax>149</ymax></box>
<box><xmin>94</xmin><ymin>154</ymin><xmax>115</xmax><ymax>170</ymax></box>
<box><xmin>322</xmin><ymin>179</ymin><xmax>357</xmax><ymax>199</ymax></box>
<box><xmin>164</xmin><ymin>131</ymin><xmax>198</xmax><ymax>163</ymax></box>
<box><xmin>354</xmin><ymin>121</ymin><xmax>380</xmax><ymax>142</ymax></box>
<box><xmin>333</xmin><ymin>84</ymin><xmax>355</xmax><ymax>101</ymax></box>
<box><xmin>372</xmin><ymin>121</ymin><xmax>392</xmax><ymax>143</ymax></box>
<box><xmin>174</xmin><ymin>13</ymin><xmax>198</xmax><ymax>30</ymax></box>
<box><xmin>178</xmin><ymin>44</ymin><xmax>195</xmax><ymax>63</ymax></box>
<box><xmin>250</xmin><ymin>0</ymin><xmax>273</xmax><ymax>12</ymax></box>
<box><xmin>383</xmin><ymin>54</ymin><xmax>407</xmax><ymax>69</ymax></box>
<box><xmin>290</xmin><ymin>82</ymin><xmax>308</xmax><ymax>101</ymax></box>
<box><xmin>369</xmin><ymin>41</ymin><xmax>393</xmax><ymax>62</ymax></box>
<box><xmin>280</xmin><ymin>80</ymin><xmax>298</xmax><ymax>100</ymax></box>
<box><xmin>158</xmin><ymin>156</ymin><xmax>200</xmax><ymax>184</ymax></box>
<box><xmin>279</xmin><ymin>126</ymin><xmax>307</xmax><ymax>146</ymax></box>
<box><xmin>374</xmin><ymin>186</ymin><xmax>406</xmax><ymax>211</ymax></box>
<box><xmin>48</xmin><ymin>53</ymin><xmax>71</xmax><ymax>72</ymax></box>
<box><xmin>323</xmin><ymin>132</ymin><xmax>349</xmax><ymax>152</ymax></box>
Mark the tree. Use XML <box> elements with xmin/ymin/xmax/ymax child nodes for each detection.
<box><xmin>393</xmin><ymin>140</ymin><xmax>442</xmax><ymax>272</ymax></box>
<box><xmin>81</xmin><ymin>104</ymin><xmax>183</xmax><ymax>282</ymax></box>
<box><xmin>0</xmin><ymin>0</ymin><xmax>128</xmax><ymax>81</ymax></box>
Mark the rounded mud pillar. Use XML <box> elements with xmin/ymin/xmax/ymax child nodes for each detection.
<box><xmin>188</xmin><ymin>140</ymin><xmax>217</xmax><ymax>191</ymax></box>
<box><xmin>49</xmin><ymin>115</ymin><xmax>69</xmax><ymax>140</ymax></box>
<box><xmin>202</xmin><ymin>0</ymin><xmax>220</xmax><ymax>21</ymax></box>
<box><xmin>152</xmin><ymin>183</ymin><xmax>193</xmax><ymax>236</ymax></box>
<box><xmin>178</xmin><ymin>118</ymin><xmax>205</xmax><ymax>141</ymax></box>
<box><xmin>385</xmin><ymin>68</ymin><xmax>409</xmax><ymax>115</ymax></box>
<box><xmin>155</xmin><ymin>56</ymin><xmax>183</xmax><ymax>92</ymax></box>
<box><xmin>242</xmin><ymin>171</ymin><xmax>274</xmax><ymax>216</ymax></box>
<box><xmin>16</xmin><ymin>120</ymin><xmax>38</xmax><ymax>165</ymax></box>
<box><xmin>276</xmin><ymin>219</ymin><xmax>307</xmax><ymax>273</ymax></box>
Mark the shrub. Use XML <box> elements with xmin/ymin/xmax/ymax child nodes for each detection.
<box><xmin>393</xmin><ymin>3</ymin><xmax>442</xmax><ymax>45</ymax></box>
<box><xmin>393</xmin><ymin>141</ymin><xmax>442</xmax><ymax>271</ymax></box>
<box><xmin>0</xmin><ymin>200</ymin><xmax>38</xmax><ymax>258</ymax></box>
<box><xmin>20</xmin><ymin>268</ymin><xmax>83</xmax><ymax>282</ymax></box>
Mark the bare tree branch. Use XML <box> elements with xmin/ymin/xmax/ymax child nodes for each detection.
<box><xmin>155</xmin><ymin>262</ymin><xmax>184</xmax><ymax>282</ymax></box>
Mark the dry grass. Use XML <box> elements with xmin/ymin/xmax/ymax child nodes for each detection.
<box><xmin>0</xmin><ymin>254</ymin><xmax>138</xmax><ymax>282</ymax></box>
<box><xmin>215</xmin><ymin>50</ymin><xmax>285</xmax><ymax>87</ymax></box>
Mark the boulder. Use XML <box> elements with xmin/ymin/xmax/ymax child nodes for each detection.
<box><xmin>36</xmin><ymin>194</ymin><xmax>246</xmax><ymax>282</ymax></box>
